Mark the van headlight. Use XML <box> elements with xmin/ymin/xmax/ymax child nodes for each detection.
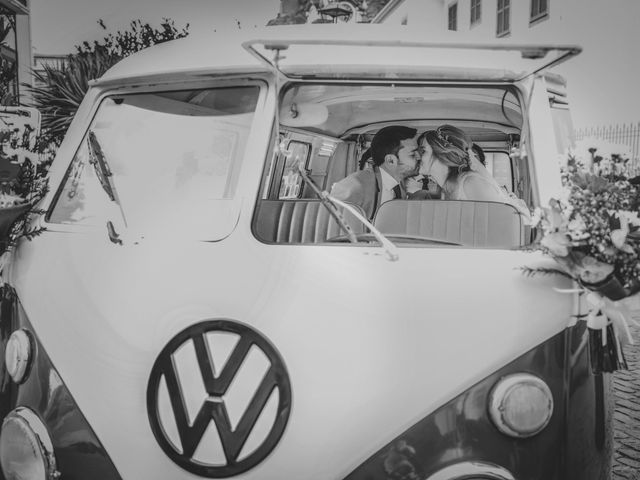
<box><xmin>0</xmin><ymin>407</ymin><xmax>59</xmax><ymax>480</ymax></box>
<box><xmin>5</xmin><ymin>329</ymin><xmax>33</xmax><ymax>384</ymax></box>
<box><xmin>488</xmin><ymin>373</ymin><xmax>553</xmax><ymax>438</ymax></box>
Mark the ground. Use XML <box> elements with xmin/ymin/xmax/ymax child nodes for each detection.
<box><xmin>613</xmin><ymin>324</ymin><xmax>640</xmax><ymax>479</ymax></box>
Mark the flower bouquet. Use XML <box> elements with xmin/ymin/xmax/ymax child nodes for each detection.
<box><xmin>526</xmin><ymin>154</ymin><xmax>640</xmax><ymax>374</ymax></box>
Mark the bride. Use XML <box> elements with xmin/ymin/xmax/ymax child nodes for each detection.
<box><xmin>410</xmin><ymin>125</ymin><xmax>531</xmax><ymax>220</ymax></box>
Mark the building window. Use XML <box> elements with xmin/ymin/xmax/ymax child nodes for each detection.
<box><xmin>0</xmin><ymin>10</ymin><xmax>18</xmax><ymax>104</ymax></box>
<box><xmin>530</xmin><ymin>0</ymin><xmax>548</xmax><ymax>23</ymax></box>
<box><xmin>496</xmin><ymin>0</ymin><xmax>510</xmax><ymax>37</ymax></box>
<box><xmin>470</xmin><ymin>0</ymin><xmax>481</xmax><ymax>26</ymax></box>
<box><xmin>448</xmin><ymin>3</ymin><xmax>457</xmax><ymax>31</ymax></box>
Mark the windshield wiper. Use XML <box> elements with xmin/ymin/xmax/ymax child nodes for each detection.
<box><xmin>87</xmin><ymin>130</ymin><xmax>116</xmax><ymax>201</ymax></box>
<box><xmin>86</xmin><ymin>130</ymin><xmax>128</xmax><ymax>228</ymax></box>
<box><xmin>297</xmin><ymin>163</ymin><xmax>399</xmax><ymax>261</ymax></box>
<box><xmin>328</xmin><ymin>233</ymin><xmax>461</xmax><ymax>246</ymax></box>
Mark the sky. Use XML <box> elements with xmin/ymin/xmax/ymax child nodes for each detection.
<box><xmin>30</xmin><ymin>0</ymin><xmax>280</xmax><ymax>53</ymax></box>
<box><xmin>29</xmin><ymin>0</ymin><xmax>640</xmax><ymax>129</ymax></box>
<box><xmin>550</xmin><ymin>0</ymin><xmax>640</xmax><ymax>128</ymax></box>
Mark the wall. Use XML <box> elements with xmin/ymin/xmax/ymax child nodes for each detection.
<box><xmin>441</xmin><ymin>0</ymin><xmax>570</xmax><ymax>43</ymax></box>
<box><xmin>374</xmin><ymin>0</ymin><xmax>445</xmax><ymax>28</ymax></box>
<box><xmin>376</xmin><ymin>0</ymin><xmax>572</xmax><ymax>42</ymax></box>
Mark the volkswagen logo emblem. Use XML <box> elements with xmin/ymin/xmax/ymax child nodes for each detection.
<box><xmin>147</xmin><ymin>320</ymin><xmax>292</xmax><ymax>477</ymax></box>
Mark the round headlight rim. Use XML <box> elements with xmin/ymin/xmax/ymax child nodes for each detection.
<box><xmin>1</xmin><ymin>407</ymin><xmax>59</xmax><ymax>480</ymax></box>
<box><xmin>5</xmin><ymin>328</ymin><xmax>35</xmax><ymax>384</ymax></box>
<box><xmin>488</xmin><ymin>372</ymin><xmax>554</xmax><ymax>439</ymax></box>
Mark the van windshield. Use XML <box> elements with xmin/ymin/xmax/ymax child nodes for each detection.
<box><xmin>48</xmin><ymin>86</ymin><xmax>260</xmax><ymax>233</ymax></box>
<box><xmin>254</xmin><ymin>82</ymin><xmax>533</xmax><ymax>249</ymax></box>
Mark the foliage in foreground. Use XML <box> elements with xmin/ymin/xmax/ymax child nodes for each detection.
<box><xmin>0</xmin><ymin>9</ymin><xmax>17</xmax><ymax>106</ymax></box>
<box><xmin>27</xmin><ymin>18</ymin><xmax>189</xmax><ymax>151</ymax></box>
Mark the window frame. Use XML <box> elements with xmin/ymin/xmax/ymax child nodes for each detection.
<box><xmin>470</xmin><ymin>0</ymin><xmax>482</xmax><ymax>27</ymax></box>
<box><xmin>529</xmin><ymin>0</ymin><xmax>549</xmax><ymax>25</ymax></box>
<box><xmin>496</xmin><ymin>0</ymin><xmax>511</xmax><ymax>37</ymax></box>
<box><xmin>448</xmin><ymin>2</ymin><xmax>458</xmax><ymax>31</ymax></box>
<box><xmin>277</xmin><ymin>139</ymin><xmax>312</xmax><ymax>199</ymax></box>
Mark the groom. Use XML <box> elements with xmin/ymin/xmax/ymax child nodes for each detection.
<box><xmin>330</xmin><ymin>126</ymin><xmax>421</xmax><ymax>219</ymax></box>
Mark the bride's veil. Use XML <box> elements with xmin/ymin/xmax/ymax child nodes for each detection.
<box><xmin>468</xmin><ymin>149</ymin><xmax>499</xmax><ymax>185</ymax></box>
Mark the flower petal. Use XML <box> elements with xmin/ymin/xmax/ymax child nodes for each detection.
<box><xmin>611</xmin><ymin>229</ymin><xmax>631</xmax><ymax>251</ymax></box>
<box><xmin>541</xmin><ymin>233</ymin><xmax>570</xmax><ymax>257</ymax></box>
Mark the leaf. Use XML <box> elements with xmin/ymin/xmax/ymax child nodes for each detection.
<box><xmin>24</xmin><ymin>17</ymin><xmax>189</xmax><ymax>147</ymax></box>
<box><xmin>518</xmin><ymin>266</ymin><xmax>575</xmax><ymax>280</ymax></box>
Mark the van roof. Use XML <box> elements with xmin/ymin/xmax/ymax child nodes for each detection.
<box><xmin>95</xmin><ymin>25</ymin><xmax>580</xmax><ymax>86</ymax></box>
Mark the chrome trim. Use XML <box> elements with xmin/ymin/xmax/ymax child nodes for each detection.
<box><xmin>489</xmin><ymin>373</ymin><xmax>554</xmax><ymax>438</ymax></box>
<box><xmin>1</xmin><ymin>407</ymin><xmax>60</xmax><ymax>479</ymax></box>
<box><xmin>425</xmin><ymin>461</ymin><xmax>515</xmax><ymax>480</ymax></box>
<box><xmin>5</xmin><ymin>329</ymin><xmax>33</xmax><ymax>384</ymax></box>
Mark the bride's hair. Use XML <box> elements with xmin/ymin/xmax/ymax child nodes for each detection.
<box><xmin>419</xmin><ymin>125</ymin><xmax>473</xmax><ymax>177</ymax></box>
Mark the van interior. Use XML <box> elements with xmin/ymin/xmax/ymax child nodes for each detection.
<box><xmin>253</xmin><ymin>82</ymin><xmax>532</xmax><ymax>249</ymax></box>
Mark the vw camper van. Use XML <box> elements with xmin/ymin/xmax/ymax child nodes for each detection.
<box><xmin>0</xmin><ymin>26</ymin><xmax>612</xmax><ymax>480</ymax></box>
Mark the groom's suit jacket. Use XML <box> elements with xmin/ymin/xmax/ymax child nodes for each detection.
<box><xmin>330</xmin><ymin>167</ymin><xmax>382</xmax><ymax>219</ymax></box>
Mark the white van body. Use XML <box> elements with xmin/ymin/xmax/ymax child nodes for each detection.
<box><xmin>0</xmin><ymin>26</ymin><xmax>611</xmax><ymax>480</ymax></box>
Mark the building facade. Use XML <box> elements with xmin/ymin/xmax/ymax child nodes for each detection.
<box><xmin>373</xmin><ymin>0</ymin><xmax>570</xmax><ymax>43</ymax></box>
<box><xmin>0</xmin><ymin>0</ymin><xmax>32</xmax><ymax>105</ymax></box>
<box><xmin>307</xmin><ymin>1</ymin><xmax>368</xmax><ymax>23</ymax></box>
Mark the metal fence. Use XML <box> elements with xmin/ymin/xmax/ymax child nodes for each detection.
<box><xmin>574</xmin><ymin>122</ymin><xmax>640</xmax><ymax>162</ymax></box>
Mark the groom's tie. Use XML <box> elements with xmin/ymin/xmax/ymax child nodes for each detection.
<box><xmin>393</xmin><ymin>184</ymin><xmax>406</xmax><ymax>199</ymax></box>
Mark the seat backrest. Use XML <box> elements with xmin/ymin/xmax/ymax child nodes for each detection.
<box><xmin>373</xmin><ymin>200</ymin><xmax>525</xmax><ymax>248</ymax></box>
<box><xmin>254</xmin><ymin>200</ymin><xmax>366</xmax><ymax>243</ymax></box>
<box><xmin>323</xmin><ymin>141</ymin><xmax>358</xmax><ymax>192</ymax></box>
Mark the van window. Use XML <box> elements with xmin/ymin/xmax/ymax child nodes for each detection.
<box><xmin>484</xmin><ymin>151</ymin><xmax>513</xmax><ymax>192</ymax></box>
<box><xmin>278</xmin><ymin>141</ymin><xmax>311</xmax><ymax>199</ymax></box>
<box><xmin>253</xmin><ymin>82</ymin><xmax>530</xmax><ymax>249</ymax></box>
<box><xmin>48</xmin><ymin>86</ymin><xmax>260</xmax><ymax>231</ymax></box>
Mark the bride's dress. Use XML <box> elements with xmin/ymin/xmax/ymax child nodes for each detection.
<box><xmin>446</xmin><ymin>158</ymin><xmax>531</xmax><ymax>222</ymax></box>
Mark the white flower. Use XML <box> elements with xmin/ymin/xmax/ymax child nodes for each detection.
<box><xmin>541</xmin><ymin>232</ymin><xmax>571</xmax><ymax>257</ymax></box>
<box><xmin>617</xmin><ymin>210</ymin><xmax>640</xmax><ymax>228</ymax></box>
<box><xmin>611</xmin><ymin>227</ymin><xmax>635</xmax><ymax>254</ymax></box>
<box><xmin>578</xmin><ymin>256</ymin><xmax>615</xmax><ymax>284</ymax></box>
<box><xmin>529</xmin><ymin>208</ymin><xmax>543</xmax><ymax>228</ymax></box>
<box><xmin>608</xmin><ymin>211</ymin><xmax>640</xmax><ymax>254</ymax></box>
<box><xmin>557</xmin><ymin>187</ymin><xmax>572</xmax><ymax>206</ymax></box>
<box><xmin>567</xmin><ymin>215</ymin><xmax>590</xmax><ymax>240</ymax></box>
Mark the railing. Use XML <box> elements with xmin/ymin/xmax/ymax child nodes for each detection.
<box><xmin>574</xmin><ymin>122</ymin><xmax>640</xmax><ymax>163</ymax></box>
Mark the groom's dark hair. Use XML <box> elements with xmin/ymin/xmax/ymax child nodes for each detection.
<box><xmin>370</xmin><ymin>126</ymin><xmax>417</xmax><ymax>167</ymax></box>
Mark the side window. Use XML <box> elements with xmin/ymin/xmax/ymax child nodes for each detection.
<box><xmin>485</xmin><ymin>152</ymin><xmax>513</xmax><ymax>192</ymax></box>
<box><xmin>278</xmin><ymin>141</ymin><xmax>310</xmax><ymax>199</ymax></box>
